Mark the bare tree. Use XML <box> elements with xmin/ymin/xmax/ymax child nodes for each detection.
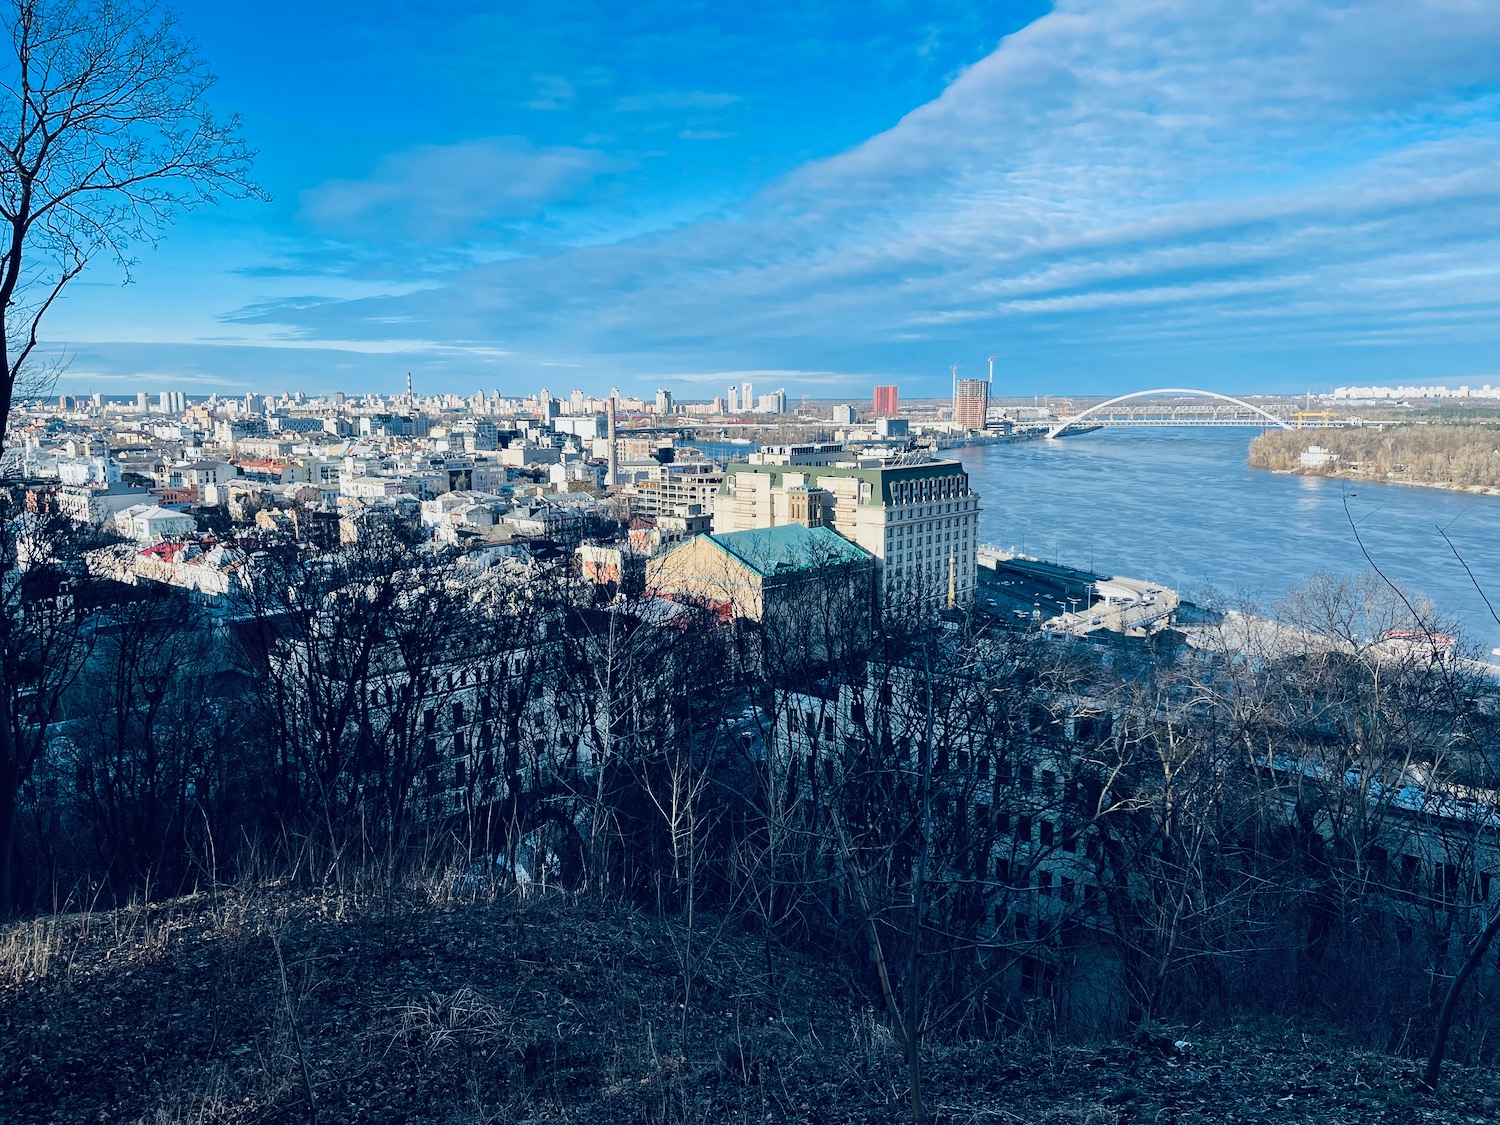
<box><xmin>0</xmin><ymin>486</ymin><xmax>97</xmax><ymax>912</ymax></box>
<box><xmin>0</xmin><ymin>0</ymin><xmax>261</xmax><ymax>446</ymax></box>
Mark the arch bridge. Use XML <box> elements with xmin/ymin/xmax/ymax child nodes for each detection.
<box><xmin>1045</xmin><ymin>388</ymin><xmax>1315</xmax><ymax>439</ymax></box>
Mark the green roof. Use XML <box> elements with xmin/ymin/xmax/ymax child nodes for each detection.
<box><xmin>707</xmin><ymin>524</ymin><xmax>872</xmax><ymax>577</ymax></box>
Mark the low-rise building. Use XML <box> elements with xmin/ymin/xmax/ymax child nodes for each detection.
<box><xmin>113</xmin><ymin>503</ymin><xmax>198</xmax><ymax>543</ymax></box>
<box><xmin>647</xmin><ymin>524</ymin><xmax>874</xmax><ymax>659</ymax></box>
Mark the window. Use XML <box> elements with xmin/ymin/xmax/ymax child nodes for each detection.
<box><xmin>1400</xmin><ymin>854</ymin><xmax>1420</xmax><ymax>885</ymax></box>
<box><xmin>452</xmin><ymin>701</ymin><xmax>465</xmax><ymax>727</ymax></box>
<box><xmin>1039</xmin><ymin>821</ymin><xmax>1055</xmax><ymax>848</ymax></box>
<box><xmin>1037</xmin><ymin>871</ymin><xmax>1052</xmax><ymax>897</ymax></box>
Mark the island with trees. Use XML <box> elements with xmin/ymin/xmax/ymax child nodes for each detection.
<box><xmin>1249</xmin><ymin>424</ymin><xmax>1500</xmax><ymax>492</ymax></box>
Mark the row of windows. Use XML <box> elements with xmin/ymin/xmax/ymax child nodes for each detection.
<box><xmin>892</xmin><ymin>475</ymin><xmax>970</xmax><ymax>505</ymax></box>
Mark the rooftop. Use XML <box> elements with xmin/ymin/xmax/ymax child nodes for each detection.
<box><xmin>706</xmin><ymin>524</ymin><xmax>872</xmax><ymax>576</ymax></box>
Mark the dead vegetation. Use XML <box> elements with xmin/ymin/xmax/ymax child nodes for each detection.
<box><xmin>3</xmin><ymin>882</ymin><xmax>1499</xmax><ymax>1124</ymax></box>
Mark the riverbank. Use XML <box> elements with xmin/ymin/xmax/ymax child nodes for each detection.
<box><xmin>1248</xmin><ymin>425</ymin><xmax>1500</xmax><ymax>491</ymax></box>
<box><xmin>1265</xmin><ymin>466</ymin><xmax>1500</xmax><ymax>498</ymax></box>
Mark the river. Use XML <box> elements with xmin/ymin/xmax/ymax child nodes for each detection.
<box><xmin>955</xmin><ymin>428</ymin><xmax>1500</xmax><ymax>654</ymax></box>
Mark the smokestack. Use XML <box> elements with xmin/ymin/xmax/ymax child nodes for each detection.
<box><xmin>606</xmin><ymin>395</ymin><xmax>618</xmax><ymax>487</ymax></box>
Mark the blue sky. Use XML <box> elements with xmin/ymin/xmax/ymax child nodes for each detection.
<box><xmin>43</xmin><ymin>0</ymin><xmax>1500</xmax><ymax>401</ymax></box>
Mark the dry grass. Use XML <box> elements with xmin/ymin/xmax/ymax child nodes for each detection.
<box><xmin>4</xmin><ymin>882</ymin><xmax>1500</xmax><ymax>1124</ymax></box>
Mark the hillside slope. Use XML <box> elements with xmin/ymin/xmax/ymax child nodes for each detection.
<box><xmin>1</xmin><ymin>886</ymin><xmax>1496</xmax><ymax>1123</ymax></box>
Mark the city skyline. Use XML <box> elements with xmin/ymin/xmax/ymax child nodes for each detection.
<box><xmin>37</xmin><ymin>0</ymin><xmax>1500</xmax><ymax>402</ymax></box>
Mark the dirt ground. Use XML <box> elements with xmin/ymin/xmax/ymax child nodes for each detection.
<box><xmin>1</xmin><ymin>885</ymin><xmax>1496</xmax><ymax>1124</ymax></box>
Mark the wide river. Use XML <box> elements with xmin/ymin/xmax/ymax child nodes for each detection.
<box><xmin>955</xmin><ymin>428</ymin><xmax>1500</xmax><ymax>654</ymax></box>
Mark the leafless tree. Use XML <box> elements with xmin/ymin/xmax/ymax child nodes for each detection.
<box><xmin>0</xmin><ymin>485</ymin><xmax>98</xmax><ymax>912</ymax></box>
<box><xmin>56</xmin><ymin>582</ymin><xmax>235</xmax><ymax>901</ymax></box>
<box><xmin>0</xmin><ymin>0</ymin><xmax>261</xmax><ymax>448</ymax></box>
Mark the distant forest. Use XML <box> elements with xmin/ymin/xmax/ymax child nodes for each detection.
<box><xmin>1249</xmin><ymin>425</ymin><xmax>1500</xmax><ymax>489</ymax></box>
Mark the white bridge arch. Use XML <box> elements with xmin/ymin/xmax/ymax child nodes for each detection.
<box><xmin>1045</xmin><ymin>387</ymin><xmax>1292</xmax><ymax>439</ymax></box>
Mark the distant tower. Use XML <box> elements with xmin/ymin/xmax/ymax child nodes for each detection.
<box><xmin>406</xmin><ymin>371</ymin><xmax>413</xmax><ymax>404</ymax></box>
<box><xmin>606</xmin><ymin>394</ymin><xmax>619</xmax><ymax>487</ymax></box>
<box><xmin>954</xmin><ymin>379</ymin><xmax>990</xmax><ymax>430</ymax></box>
<box><xmin>873</xmin><ymin>386</ymin><xmax>899</xmax><ymax>417</ymax></box>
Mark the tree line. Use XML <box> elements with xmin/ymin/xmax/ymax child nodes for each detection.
<box><xmin>1250</xmin><ymin>425</ymin><xmax>1500</xmax><ymax>489</ymax></box>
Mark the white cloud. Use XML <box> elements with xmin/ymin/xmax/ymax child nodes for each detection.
<box><xmin>300</xmin><ymin>138</ymin><xmax>612</xmax><ymax>242</ymax></box>
<box><xmin>257</xmin><ymin>1</ymin><xmax>1500</xmax><ymax>392</ymax></box>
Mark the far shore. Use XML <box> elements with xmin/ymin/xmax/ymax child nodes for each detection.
<box><xmin>1255</xmin><ymin>465</ymin><xmax>1500</xmax><ymax>499</ymax></box>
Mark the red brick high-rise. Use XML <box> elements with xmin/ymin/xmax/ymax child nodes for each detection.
<box><xmin>873</xmin><ymin>385</ymin><xmax>899</xmax><ymax>417</ymax></box>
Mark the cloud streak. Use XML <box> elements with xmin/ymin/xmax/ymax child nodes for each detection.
<box><xmin>300</xmin><ymin>137</ymin><xmax>613</xmax><ymax>243</ymax></box>
<box><xmin>236</xmin><ymin>0</ymin><xmax>1500</xmax><ymax>395</ymax></box>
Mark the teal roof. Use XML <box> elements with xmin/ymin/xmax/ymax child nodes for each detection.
<box><xmin>707</xmin><ymin>524</ymin><xmax>872</xmax><ymax>577</ymax></box>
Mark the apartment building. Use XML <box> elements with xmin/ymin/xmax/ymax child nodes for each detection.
<box><xmin>629</xmin><ymin>461</ymin><xmax>723</xmax><ymax>518</ymax></box>
<box><xmin>954</xmin><ymin>378</ymin><xmax>990</xmax><ymax>430</ymax></box>
<box><xmin>712</xmin><ymin>450</ymin><xmax>980</xmax><ymax>611</ymax></box>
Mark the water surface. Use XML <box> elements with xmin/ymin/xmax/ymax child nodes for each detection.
<box><xmin>957</xmin><ymin>428</ymin><xmax>1500</xmax><ymax>652</ymax></box>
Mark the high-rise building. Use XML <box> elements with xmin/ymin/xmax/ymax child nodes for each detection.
<box><xmin>136</xmin><ymin>392</ymin><xmax>150</xmax><ymax>412</ymax></box>
<box><xmin>727</xmin><ymin>385</ymin><xmax>741</xmax><ymax>413</ymax></box>
<box><xmin>741</xmin><ymin>381</ymin><xmax>753</xmax><ymax>410</ymax></box>
<box><xmin>873</xmin><ymin>386</ymin><xmax>899</xmax><ymax>417</ymax></box>
<box><xmin>713</xmin><ymin>449</ymin><xmax>980</xmax><ymax>612</ymax></box>
<box><xmin>953</xmin><ymin>379</ymin><xmax>989</xmax><ymax>430</ymax></box>
<box><xmin>757</xmin><ymin>389</ymin><xmax>787</xmax><ymax>415</ymax></box>
<box><xmin>833</xmin><ymin>404</ymin><xmax>857</xmax><ymax>425</ymax></box>
<box><xmin>655</xmin><ymin>388</ymin><xmax>674</xmax><ymax>415</ymax></box>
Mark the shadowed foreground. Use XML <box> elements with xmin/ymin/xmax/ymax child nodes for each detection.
<box><xmin>2</xmin><ymin>885</ymin><xmax>1498</xmax><ymax>1124</ymax></box>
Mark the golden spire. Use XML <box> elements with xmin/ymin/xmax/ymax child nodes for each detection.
<box><xmin>948</xmin><ymin>547</ymin><xmax>956</xmax><ymax>610</ymax></box>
